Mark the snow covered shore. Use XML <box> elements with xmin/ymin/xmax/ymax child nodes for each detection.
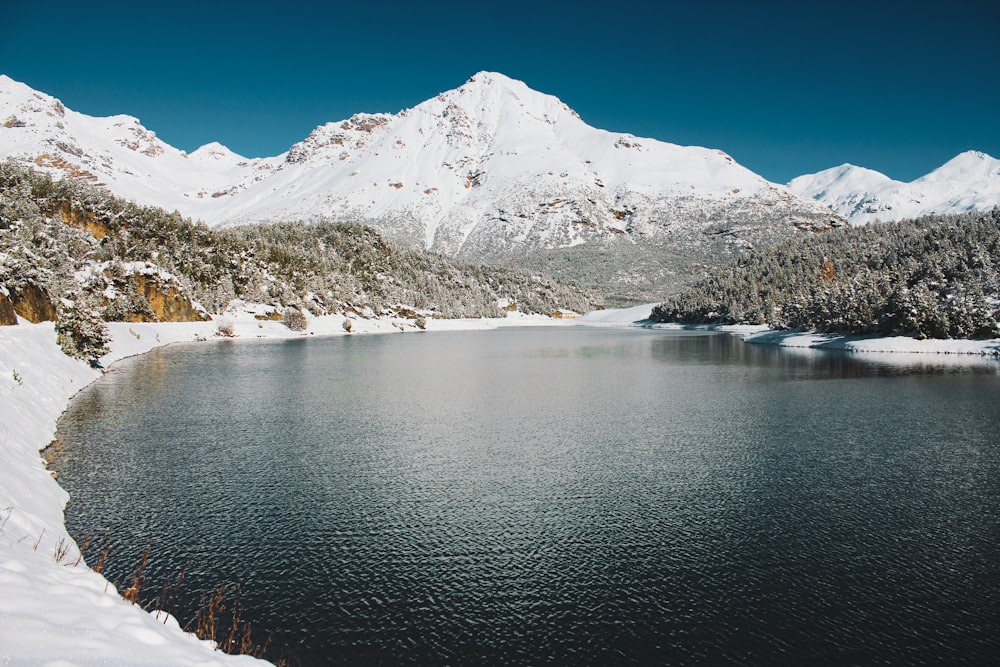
<box><xmin>740</xmin><ymin>328</ymin><xmax>1000</xmax><ymax>356</ymax></box>
<box><xmin>634</xmin><ymin>319</ymin><xmax>1000</xmax><ymax>358</ymax></box>
<box><xmin>1</xmin><ymin>319</ymin><xmax>269</xmax><ymax>665</ymax></box>
<box><xmin>3</xmin><ymin>305</ymin><xmax>997</xmax><ymax>665</ymax></box>
<box><xmin>584</xmin><ymin>304</ymin><xmax>1000</xmax><ymax>357</ymax></box>
<box><xmin>0</xmin><ymin>309</ymin><xmax>571</xmax><ymax>666</ymax></box>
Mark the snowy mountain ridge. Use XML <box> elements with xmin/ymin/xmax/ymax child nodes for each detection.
<box><xmin>0</xmin><ymin>74</ymin><xmax>282</xmax><ymax>216</ymax></box>
<box><xmin>788</xmin><ymin>150</ymin><xmax>1000</xmax><ymax>226</ymax></box>
<box><xmin>1</xmin><ymin>72</ymin><xmax>844</xmax><ymax>299</ymax></box>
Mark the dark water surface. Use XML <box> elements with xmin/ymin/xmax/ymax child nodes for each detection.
<box><xmin>54</xmin><ymin>328</ymin><xmax>1000</xmax><ymax>665</ymax></box>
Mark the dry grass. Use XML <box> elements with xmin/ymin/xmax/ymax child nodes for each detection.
<box><xmin>153</xmin><ymin>563</ymin><xmax>188</xmax><ymax>622</ymax></box>
<box><xmin>73</xmin><ymin>535</ymin><xmax>282</xmax><ymax>662</ymax></box>
<box><xmin>53</xmin><ymin>537</ymin><xmax>72</xmax><ymax>564</ymax></box>
<box><xmin>77</xmin><ymin>531</ymin><xmax>112</xmax><ymax>573</ymax></box>
<box><xmin>3</xmin><ymin>520</ymin><xmax>288</xmax><ymax>663</ymax></box>
<box><xmin>120</xmin><ymin>543</ymin><xmax>151</xmax><ymax>604</ymax></box>
<box><xmin>187</xmin><ymin>584</ymin><xmax>276</xmax><ymax>660</ymax></box>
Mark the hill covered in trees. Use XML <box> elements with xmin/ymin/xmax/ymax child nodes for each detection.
<box><xmin>651</xmin><ymin>209</ymin><xmax>1000</xmax><ymax>340</ymax></box>
<box><xmin>0</xmin><ymin>162</ymin><xmax>599</xmax><ymax>358</ymax></box>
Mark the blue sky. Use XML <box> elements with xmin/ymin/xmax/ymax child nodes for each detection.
<box><xmin>2</xmin><ymin>0</ymin><xmax>997</xmax><ymax>183</ymax></box>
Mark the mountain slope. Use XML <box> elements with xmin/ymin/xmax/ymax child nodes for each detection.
<box><xmin>1</xmin><ymin>72</ymin><xmax>845</xmax><ymax>301</ymax></box>
<box><xmin>789</xmin><ymin>151</ymin><xmax>1000</xmax><ymax>226</ymax></box>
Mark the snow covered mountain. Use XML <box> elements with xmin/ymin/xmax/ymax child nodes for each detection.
<box><xmin>1</xmin><ymin>72</ymin><xmax>844</xmax><ymax>300</ymax></box>
<box><xmin>788</xmin><ymin>151</ymin><xmax>1000</xmax><ymax>226</ymax></box>
<box><xmin>0</xmin><ymin>75</ymin><xmax>281</xmax><ymax>216</ymax></box>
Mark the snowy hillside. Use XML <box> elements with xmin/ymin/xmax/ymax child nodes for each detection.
<box><xmin>1</xmin><ymin>72</ymin><xmax>844</xmax><ymax>300</ymax></box>
<box><xmin>788</xmin><ymin>151</ymin><xmax>1000</xmax><ymax>226</ymax></box>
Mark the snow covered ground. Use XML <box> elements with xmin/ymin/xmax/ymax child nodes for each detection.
<box><xmin>3</xmin><ymin>305</ymin><xmax>997</xmax><ymax>665</ymax></box>
<box><xmin>647</xmin><ymin>321</ymin><xmax>1000</xmax><ymax>356</ymax></box>
<box><xmin>577</xmin><ymin>303</ymin><xmax>657</xmax><ymax>326</ymax></box>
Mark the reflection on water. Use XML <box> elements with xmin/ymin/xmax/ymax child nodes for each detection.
<box><xmin>55</xmin><ymin>328</ymin><xmax>1000</xmax><ymax>665</ymax></box>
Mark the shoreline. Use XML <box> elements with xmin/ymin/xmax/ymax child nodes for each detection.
<box><xmin>0</xmin><ymin>308</ymin><xmax>576</xmax><ymax>666</ymax></box>
<box><xmin>3</xmin><ymin>305</ymin><xmax>998</xmax><ymax>664</ymax></box>
<box><xmin>639</xmin><ymin>321</ymin><xmax>1000</xmax><ymax>357</ymax></box>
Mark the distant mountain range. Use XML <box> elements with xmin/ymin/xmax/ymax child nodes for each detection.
<box><xmin>9</xmin><ymin>73</ymin><xmax>992</xmax><ymax>300</ymax></box>
<box><xmin>789</xmin><ymin>151</ymin><xmax>1000</xmax><ymax>226</ymax></box>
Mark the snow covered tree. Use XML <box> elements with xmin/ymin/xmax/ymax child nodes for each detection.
<box><xmin>651</xmin><ymin>208</ymin><xmax>1000</xmax><ymax>340</ymax></box>
<box><xmin>282</xmin><ymin>306</ymin><xmax>308</xmax><ymax>331</ymax></box>
<box><xmin>56</xmin><ymin>292</ymin><xmax>110</xmax><ymax>362</ymax></box>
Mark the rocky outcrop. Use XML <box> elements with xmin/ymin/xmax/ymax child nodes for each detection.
<box><xmin>9</xmin><ymin>282</ymin><xmax>58</xmax><ymax>323</ymax></box>
<box><xmin>0</xmin><ymin>291</ymin><xmax>17</xmax><ymax>325</ymax></box>
<box><xmin>53</xmin><ymin>202</ymin><xmax>112</xmax><ymax>240</ymax></box>
<box><xmin>132</xmin><ymin>275</ymin><xmax>209</xmax><ymax>322</ymax></box>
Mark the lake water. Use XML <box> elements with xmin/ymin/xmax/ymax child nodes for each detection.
<box><xmin>54</xmin><ymin>328</ymin><xmax>1000</xmax><ymax>665</ymax></box>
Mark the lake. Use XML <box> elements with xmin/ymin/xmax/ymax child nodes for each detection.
<box><xmin>54</xmin><ymin>327</ymin><xmax>1000</xmax><ymax>665</ymax></box>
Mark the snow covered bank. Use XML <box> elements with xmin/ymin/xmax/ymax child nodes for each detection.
<box><xmin>1</xmin><ymin>319</ymin><xmax>266</xmax><ymax>666</ymax></box>
<box><xmin>1</xmin><ymin>309</ymin><xmax>573</xmax><ymax>666</ymax></box>
<box><xmin>741</xmin><ymin>328</ymin><xmax>1000</xmax><ymax>357</ymax></box>
<box><xmin>577</xmin><ymin>303</ymin><xmax>656</xmax><ymax>326</ymax></box>
<box><xmin>586</xmin><ymin>303</ymin><xmax>1000</xmax><ymax>357</ymax></box>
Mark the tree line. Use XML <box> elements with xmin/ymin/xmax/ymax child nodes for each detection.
<box><xmin>0</xmin><ymin>161</ymin><xmax>599</xmax><ymax>358</ymax></box>
<box><xmin>651</xmin><ymin>208</ymin><xmax>1000</xmax><ymax>340</ymax></box>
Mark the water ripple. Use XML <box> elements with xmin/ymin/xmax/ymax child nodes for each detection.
<box><xmin>55</xmin><ymin>329</ymin><xmax>1000</xmax><ymax>665</ymax></box>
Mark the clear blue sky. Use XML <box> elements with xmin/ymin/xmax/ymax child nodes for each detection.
<box><xmin>2</xmin><ymin>0</ymin><xmax>997</xmax><ymax>183</ymax></box>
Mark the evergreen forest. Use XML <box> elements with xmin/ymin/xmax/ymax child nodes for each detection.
<box><xmin>0</xmin><ymin>162</ymin><xmax>599</xmax><ymax>358</ymax></box>
<box><xmin>651</xmin><ymin>209</ymin><xmax>1000</xmax><ymax>340</ymax></box>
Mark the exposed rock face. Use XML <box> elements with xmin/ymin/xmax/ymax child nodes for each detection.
<box><xmin>132</xmin><ymin>275</ymin><xmax>209</xmax><ymax>322</ymax></box>
<box><xmin>0</xmin><ymin>292</ymin><xmax>17</xmax><ymax>325</ymax></box>
<box><xmin>47</xmin><ymin>205</ymin><xmax>206</xmax><ymax>322</ymax></box>
<box><xmin>53</xmin><ymin>202</ymin><xmax>112</xmax><ymax>240</ymax></box>
<box><xmin>9</xmin><ymin>282</ymin><xmax>58</xmax><ymax>322</ymax></box>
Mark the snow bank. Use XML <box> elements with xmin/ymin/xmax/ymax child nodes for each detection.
<box><xmin>742</xmin><ymin>328</ymin><xmax>1000</xmax><ymax>356</ymax></box>
<box><xmin>0</xmin><ymin>319</ymin><xmax>267</xmax><ymax>666</ymax></box>
<box><xmin>0</xmin><ymin>308</ymin><xmax>575</xmax><ymax>666</ymax></box>
<box><xmin>578</xmin><ymin>303</ymin><xmax>656</xmax><ymax>326</ymax></box>
<box><xmin>587</xmin><ymin>305</ymin><xmax>1000</xmax><ymax>357</ymax></box>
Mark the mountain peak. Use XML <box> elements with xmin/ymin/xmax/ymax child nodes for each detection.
<box><xmin>188</xmin><ymin>141</ymin><xmax>245</xmax><ymax>162</ymax></box>
<box><xmin>450</xmin><ymin>72</ymin><xmax>541</xmax><ymax>99</ymax></box>
<box><xmin>789</xmin><ymin>151</ymin><xmax>1000</xmax><ymax>225</ymax></box>
<box><xmin>1</xmin><ymin>73</ymin><xmax>848</xmax><ymax>300</ymax></box>
<box><xmin>444</xmin><ymin>71</ymin><xmax>537</xmax><ymax>101</ymax></box>
<box><xmin>787</xmin><ymin>163</ymin><xmax>895</xmax><ymax>201</ymax></box>
<box><xmin>430</xmin><ymin>71</ymin><xmax>582</xmax><ymax>130</ymax></box>
<box><xmin>465</xmin><ymin>71</ymin><xmax>520</xmax><ymax>88</ymax></box>
<box><xmin>919</xmin><ymin>150</ymin><xmax>999</xmax><ymax>183</ymax></box>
